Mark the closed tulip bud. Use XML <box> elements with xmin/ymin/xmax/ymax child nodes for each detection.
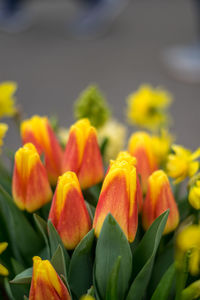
<box><xmin>93</xmin><ymin>159</ymin><xmax>139</xmax><ymax>242</ymax></box>
<box><xmin>62</xmin><ymin>119</ymin><xmax>104</xmax><ymax>189</ymax></box>
<box><xmin>12</xmin><ymin>143</ymin><xmax>52</xmax><ymax>212</ymax></box>
<box><xmin>29</xmin><ymin>256</ymin><xmax>71</xmax><ymax>300</ymax></box>
<box><xmin>142</xmin><ymin>170</ymin><xmax>179</xmax><ymax>234</ymax></box>
<box><xmin>128</xmin><ymin>132</ymin><xmax>158</xmax><ymax>192</ymax></box>
<box><xmin>21</xmin><ymin>115</ymin><xmax>63</xmax><ymax>184</ymax></box>
<box><xmin>115</xmin><ymin>151</ymin><xmax>143</xmax><ymax>212</ymax></box>
<box><xmin>49</xmin><ymin>172</ymin><xmax>91</xmax><ymax>249</ymax></box>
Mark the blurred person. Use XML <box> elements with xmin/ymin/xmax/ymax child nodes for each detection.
<box><xmin>0</xmin><ymin>0</ymin><xmax>129</xmax><ymax>37</ymax></box>
<box><xmin>163</xmin><ymin>0</ymin><xmax>200</xmax><ymax>83</ymax></box>
<box><xmin>69</xmin><ymin>0</ymin><xmax>129</xmax><ymax>39</ymax></box>
<box><xmin>0</xmin><ymin>0</ymin><xmax>30</xmax><ymax>32</ymax></box>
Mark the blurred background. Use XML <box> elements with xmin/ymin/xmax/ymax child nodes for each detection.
<box><xmin>0</xmin><ymin>0</ymin><xmax>200</xmax><ymax>151</ymax></box>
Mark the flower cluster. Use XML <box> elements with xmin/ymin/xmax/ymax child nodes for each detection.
<box><xmin>0</xmin><ymin>83</ymin><xmax>199</xmax><ymax>300</ymax></box>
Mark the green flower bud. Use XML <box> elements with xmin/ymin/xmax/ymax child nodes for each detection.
<box><xmin>74</xmin><ymin>85</ymin><xmax>110</xmax><ymax>128</ymax></box>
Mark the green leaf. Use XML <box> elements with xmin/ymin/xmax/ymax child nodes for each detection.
<box><xmin>11</xmin><ymin>258</ymin><xmax>25</xmax><ymax>275</ymax></box>
<box><xmin>34</xmin><ymin>214</ymin><xmax>50</xmax><ymax>259</ymax></box>
<box><xmin>4</xmin><ymin>278</ymin><xmax>15</xmax><ymax>300</ymax></box>
<box><xmin>95</xmin><ymin>214</ymin><xmax>132</xmax><ymax>300</ymax></box>
<box><xmin>0</xmin><ymin>185</ymin><xmax>42</xmax><ymax>262</ymax></box>
<box><xmin>126</xmin><ymin>210</ymin><xmax>169</xmax><ymax>300</ymax></box>
<box><xmin>175</xmin><ymin>250</ymin><xmax>190</xmax><ymax>300</ymax></box>
<box><xmin>51</xmin><ymin>245</ymin><xmax>67</xmax><ymax>278</ymax></box>
<box><xmin>151</xmin><ymin>263</ymin><xmax>175</xmax><ymax>300</ymax></box>
<box><xmin>68</xmin><ymin>229</ymin><xmax>95</xmax><ymax>299</ymax></box>
<box><xmin>106</xmin><ymin>256</ymin><xmax>121</xmax><ymax>300</ymax></box>
<box><xmin>47</xmin><ymin>220</ymin><xmax>70</xmax><ymax>270</ymax></box>
<box><xmin>148</xmin><ymin>240</ymin><xmax>174</xmax><ymax>296</ymax></box>
<box><xmin>10</xmin><ymin>267</ymin><xmax>33</xmax><ymax>284</ymax></box>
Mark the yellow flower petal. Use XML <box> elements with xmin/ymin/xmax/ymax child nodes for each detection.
<box><xmin>0</xmin><ymin>264</ymin><xmax>9</xmax><ymax>276</ymax></box>
<box><xmin>0</xmin><ymin>242</ymin><xmax>8</xmax><ymax>254</ymax></box>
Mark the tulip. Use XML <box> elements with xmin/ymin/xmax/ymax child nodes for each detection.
<box><xmin>49</xmin><ymin>172</ymin><xmax>91</xmax><ymax>249</ymax></box>
<box><xmin>93</xmin><ymin>158</ymin><xmax>139</xmax><ymax>242</ymax></box>
<box><xmin>12</xmin><ymin>143</ymin><xmax>52</xmax><ymax>212</ymax></box>
<box><xmin>21</xmin><ymin>115</ymin><xmax>63</xmax><ymax>184</ymax></box>
<box><xmin>62</xmin><ymin>119</ymin><xmax>104</xmax><ymax>189</ymax></box>
<box><xmin>142</xmin><ymin>170</ymin><xmax>179</xmax><ymax>234</ymax></box>
<box><xmin>128</xmin><ymin>131</ymin><xmax>158</xmax><ymax>192</ymax></box>
<box><xmin>29</xmin><ymin>256</ymin><xmax>71</xmax><ymax>300</ymax></box>
<box><xmin>115</xmin><ymin>151</ymin><xmax>143</xmax><ymax>212</ymax></box>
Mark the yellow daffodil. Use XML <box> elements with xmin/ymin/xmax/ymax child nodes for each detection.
<box><xmin>167</xmin><ymin>145</ymin><xmax>200</xmax><ymax>184</ymax></box>
<box><xmin>176</xmin><ymin>225</ymin><xmax>200</xmax><ymax>276</ymax></box>
<box><xmin>98</xmin><ymin>119</ymin><xmax>127</xmax><ymax>164</ymax></box>
<box><xmin>0</xmin><ymin>82</ymin><xmax>17</xmax><ymax>118</ymax></box>
<box><xmin>0</xmin><ymin>123</ymin><xmax>8</xmax><ymax>151</ymax></box>
<box><xmin>188</xmin><ymin>175</ymin><xmax>200</xmax><ymax>210</ymax></box>
<box><xmin>151</xmin><ymin>129</ymin><xmax>174</xmax><ymax>164</ymax></box>
<box><xmin>0</xmin><ymin>242</ymin><xmax>9</xmax><ymax>276</ymax></box>
<box><xmin>126</xmin><ymin>84</ymin><xmax>172</xmax><ymax>132</ymax></box>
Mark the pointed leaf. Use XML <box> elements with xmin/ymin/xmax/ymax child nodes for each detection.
<box><xmin>106</xmin><ymin>256</ymin><xmax>121</xmax><ymax>300</ymax></box>
<box><xmin>34</xmin><ymin>214</ymin><xmax>50</xmax><ymax>259</ymax></box>
<box><xmin>47</xmin><ymin>220</ymin><xmax>70</xmax><ymax>270</ymax></box>
<box><xmin>68</xmin><ymin>229</ymin><xmax>95</xmax><ymax>298</ymax></box>
<box><xmin>151</xmin><ymin>263</ymin><xmax>175</xmax><ymax>300</ymax></box>
<box><xmin>10</xmin><ymin>267</ymin><xmax>33</xmax><ymax>284</ymax></box>
<box><xmin>95</xmin><ymin>214</ymin><xmax>132</xmax><ymax>300</ymax></box>
<box><xmin>0</xmin><ymin>185</ymin><xmax>42</xmax><ymax>260</ymax></box>
<box><xmin>51</xmin><ymin>245</ymin><xmax>67</xmax><ymax>278</ymax></box>
<box><xmin>126</xmin><ymin>210</ymin><xmax>169</xmax><ymax>300</ymax></box>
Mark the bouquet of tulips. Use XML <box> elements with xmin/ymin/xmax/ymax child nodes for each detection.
<box><xmin>0</xmin><ymin>82</ymin><xmax>199</xmax><ymax>300</ymax></box>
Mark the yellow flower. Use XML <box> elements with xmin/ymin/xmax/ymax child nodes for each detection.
<box><xmin>126</xmin><ymin>84</ymin><xmax>172</xmax><ymax>132</ymax></box>
<box><xmin>176</xmin><ymin>225</ymin><xmax>200</xmax><ymax>276</ymax></box>
<box><xmin>167</xmin><ymin>145</ymin><xmax>200</xmax><ymax>184</ymax></box>
<box><xmin>98</xmin><ymin>119</ymin><xmax>127</xmax><ymax>164</ymax></box>
<box><xmin>0</xmin><ymin>123</ymin><xmax>8</xmax><ymax>151</ymax></box>
<box><xmin>151</xmin><ymin>129</ymin><xmax>173</xmax><ymax>164</ymax></box>
<box><xmin>0</xmin><ymin>242</ymin><xmax>9</xmax><ymax>276</ymax></box>
<box><xmin>57</xmin><ymin>127</ymin><xmax>69</xmax><ymax>147</ymax></box>
<box><xmin>0</xmin><ymin>82</ymin><xmax>17</xmax><ymax>118</ymax></box>
<box><xmin>189</xmin><ymin>178</ymin><xmax>200</xmax><ymax>210</ymax></box>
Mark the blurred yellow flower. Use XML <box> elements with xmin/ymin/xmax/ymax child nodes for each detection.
<box><xmin>167</xmin><ymin>145</ymin><xmax>200</xmax><ymax>184</ymax></box>
<box><xmin>189</xmin><ymin>178</ymin><xmax>200</xmax><ymax>210</ymax></box>
<box><xmin>0</xmin><ymin>242</ymin><xmax>9</xmax><ymax>276</ymax></box>
<box><xmin>57</xmin><ymin>127</ymin><xmax>69</xmax><ymax>147</ymax></box>
<box><xmin>0</xmin><ymin>123</ymin><xmax>8</xmax><ymax>151</ymax></box>
<box><xmin>176</xmin><ymin>225</ymin><xmax>200</xmax><ymax>276</ymax></box>
<box><xmin>98</xmin><ymin>119</ymin><xmax>127</xmax><ymax>164</ymax></box>
<box><xmin>126</xmin><ymin>84</ymin><xmax>172</xmax><ymax>132</ymax></box>
<box><xmin>0</xmin><ymin>82</ymin><xmax>17</xmax><ymax>118</ymax></box>
<box><xmin>151</xmin><ymin>129</ymin><xmax>173</xmax><ymax>164</ymax></box>
<box><xmin>80</xmin><ymin>295</ymin><xmax>95</xmax><ymax>300</ymax></box>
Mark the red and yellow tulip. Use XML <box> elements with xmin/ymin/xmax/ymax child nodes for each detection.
<box><xmin>93</xmin><ymin>158</ymin><xmax>139</xmax><ymax>242</ymax></box>
<box><xmin>62</xmin><ymin>119</ymin><xmax>104</xmax><ymax>189</ymax></box>
<box><xmin>115</xmin><ymin>151</ymin><xmax>143</xmax><ymax>212</ymax></box>
<box><xmin>49</xmin><ymin>172</ymin><xmax>91</xmax><ymax>249</ymax></box>
<box><xmin>21</xmin><ymin>115</ymin><xmax>63</xmax><ymax>184</ymax></box>
<box><xmin>12</xmin><ymin>143</ymin><xmax>52</xmax><ymax>212</ymax></box>
<box><xmin>128</xmin><ymin>131</ymin><xmax>158</xmax><ymax>192</ymax></box>
<box><xmin>142</xmin><ymin>170</ymin><xmax>179</xmax><ymax>234</ymax></box>
<box><xmin>29</xmin><ymin>256</ymin><xmax>71</xmax><ymax>300</ymax></box>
